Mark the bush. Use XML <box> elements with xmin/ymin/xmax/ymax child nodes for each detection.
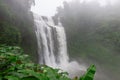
<box><xmin>0</xmin><ymin>45</ymin><xmax>96</xmax><ymax>80</ymax></box>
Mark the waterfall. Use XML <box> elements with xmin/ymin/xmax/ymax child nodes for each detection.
<box><xmin>31</xmin><ymin>0</ymin><xmax>86</xmax><ymax>77</ymax></box>
<box><xmin>34</xmin><ymin>14</ymin><xmax>69</xmax><ymax>67</ymax></box>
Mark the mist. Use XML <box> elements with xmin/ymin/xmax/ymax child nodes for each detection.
<box><xmin>0</xmin><ymin>0</ymin><xmax>120</xmax><ymax>80</ymax></box>
<box><xmin>53</xmin><ymin>0</ymin><xmax>120</xmax><ymax>80</ymax></box>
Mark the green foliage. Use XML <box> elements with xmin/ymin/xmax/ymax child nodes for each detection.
<box><xmin>0</xmin><ymin>22</ymin><xmax>21</xmax><ymax>45</ymax></box>
<box><xmin>79</xmin><ymin>65</ymin><xmax>96</xmax><ymax>80</ymax></box>
<box><xmin>54</xmin><ymin>1</ymin><xmax>120</xmax><ymax>79</ymax></box>
<box><xmin>0</xmin><ymin>0</ymin><xmax>37</xmax><ymax>62</ymax></box>
<box><xmin>0</xmin><ymin>45</ymin><xmax>96</xmax><ymax>80</ymax></box>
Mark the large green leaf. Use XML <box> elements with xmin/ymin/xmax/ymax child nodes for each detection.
<box><xmin>4</xmin><ymin>76</ymin><xmax>19</xmax><ymax>80</ymax></box>
<box><xmin>18</xmin><ymin>69</ymin><xmax>46</xmax><ymax>80</ymax></box>
<box><xmin>79</xmin><ymin>65</ymin><xmax>96</xmax><ymax>80</ymax></box>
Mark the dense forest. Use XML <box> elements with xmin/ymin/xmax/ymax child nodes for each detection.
<box><xmin>0</xmin><ymin>0</ymin><xmax>38</xmax><ymax>62</ymax></box>
<box><xmin>53</xmin><ymin>0</ymin><xmax>120</xmax><ymax>80</ymax></box>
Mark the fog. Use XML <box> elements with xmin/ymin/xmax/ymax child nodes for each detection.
<box><xmin>52</xmin><ymin>0</ymin><xmax>120</xmax><ymax>80</ymax></box>
<box><xmin>31</xmin><ymin>0</ymin><xmax>120</xmax><ymax>17</ymax></box>
<box><xmin>0</xmin><ymin>0</ymin><xmax>120</xmax><ymax>80</ymax></box>
<box><xmin>31</xmin><ymin>0</ymin><xmax>120</xmax><ymax>80</ymax></box>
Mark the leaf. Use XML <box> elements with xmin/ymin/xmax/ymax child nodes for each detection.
<box><xmin>4</xmin><ymin>76</ymin><xmax>19</xmax><ymax>80</ymax></box>
<box><xmin>79</xmin><ymin>65</ymin><xmax>96</xmax><ymax>80</ymax></box>
<box><xmin>8</xmin><ymin>72</ymin><xmax>28</xmax><ymax>79</ymax></box>
<box><xmin>18</xmin><ymin>69</ymin><xmax>44</xmax><ymax>79</ymax></box>
<box><xmin>0</xmin><ymin>76</ymin><xmax>2</xmax><ymax>80</ymax></box>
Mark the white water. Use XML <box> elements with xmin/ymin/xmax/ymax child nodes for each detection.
<box><xmin>31</xmin><ymin>1</ymin><xmax>86</xmax><ymax>77</ymax></box>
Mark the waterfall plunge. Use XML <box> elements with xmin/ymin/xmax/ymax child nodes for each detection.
<box><xmin>31</xmin><ymin>1</ymin><xmax>86</xmax><ymax>77</ymax></box>
<box><xmin>34</xmin><ymin>14</ymin><xmax>70</xmax><ymax>67</ymax></box>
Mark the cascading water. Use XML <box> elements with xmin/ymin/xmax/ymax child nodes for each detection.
<box><xmin>31</xmin><ymin>0</ymin><xmax>86</xmax><ymax>77</ymax></box>
<box><xmin>34</xmin><ymin>14</ymin><xmax>70</xmax><ymax>67</ymax></box>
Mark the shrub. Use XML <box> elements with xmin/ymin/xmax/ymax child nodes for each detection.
<box><xmin>0</xmin><ymin>45</ymin><xmax>96</xmax><ymax>80</ymax></box>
